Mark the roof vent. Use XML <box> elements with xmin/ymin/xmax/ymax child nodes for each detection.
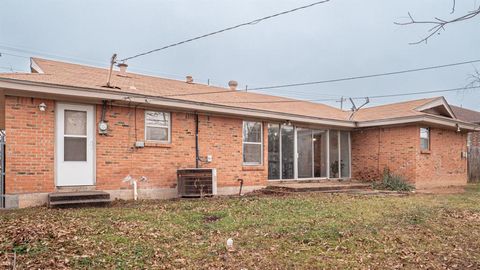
<box><xmin>186</xmin><ymin>76</ymin><xmax>194</xmax><ymax>84</ymax></box>
<box><xmin>228</xmin><ymin>80</ymin><xmax>238</xmax><ymax>90</ymax></box>
<box><xmin>117</xmin><ymin>63</ymin><xmax>128</xmax><ymax>77</ymax></box>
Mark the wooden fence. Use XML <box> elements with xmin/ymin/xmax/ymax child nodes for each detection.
<box><xmin>468</xmin><ymin>146</ymin><xmax>480</xmax><ymax>182</ymax></box>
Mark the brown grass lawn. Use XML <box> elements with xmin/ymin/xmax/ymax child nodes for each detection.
<box><xmin>1</xmin><ymin>185</ymin><xmax>480</xmax><ymax>269</ymax></box>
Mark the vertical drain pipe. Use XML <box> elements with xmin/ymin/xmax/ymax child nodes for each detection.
<box><xmin>195</xmin><ymin>113</ymin><xmax>199</xmax><ymax>168</ymax></box>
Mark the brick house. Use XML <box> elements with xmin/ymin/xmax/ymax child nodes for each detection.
<box><xmin>0</xmin><ymin>58</ymin><xmax>477</xmax><ymax>208</ymax></box>
<box><xmin>451</xmin><ymin>105</ymin><xmax>480</xmax><ymax>147</ymax></box>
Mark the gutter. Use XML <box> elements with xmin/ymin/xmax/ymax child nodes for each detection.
<box><xmin>0</xmin><ymin>77</ymin><xmax>355</xmax><ymax>128</ymax></box>
<box><xmin>355</xmin><ymin>114</ymin><xmax>479</xmax><ymax>131</ymax></box>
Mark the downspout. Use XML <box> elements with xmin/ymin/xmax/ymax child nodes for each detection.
<box><xmin>195</xmin><ymin>112</ymin><xmax>200</xmax><ymax>168</ymax></box>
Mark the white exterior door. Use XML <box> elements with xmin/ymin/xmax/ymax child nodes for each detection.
<box><xmin>56</xmin><ymin>103</ymin><xmax>95</xmax><ymax>186</ymax></box>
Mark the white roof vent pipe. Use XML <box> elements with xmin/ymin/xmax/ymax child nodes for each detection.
<box><xmin>228</xmin><ymin>80</ymin><xmax>238</xmax><ymax>90</ymax></box>
<box><xmin>117</xmin><ymin>63</ymin><xmax>128</xmax><ymax>77</ymax></box>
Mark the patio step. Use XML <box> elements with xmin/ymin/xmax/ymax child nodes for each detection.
<box><xmin>48</xmin><ymin>191</ymin><xmax>111</xmax><ymax>208</ymax></box>
<box><xmin>265</xmin><ymin>182</ymin><xmax>372</xmax><ymax>193</ymax></box>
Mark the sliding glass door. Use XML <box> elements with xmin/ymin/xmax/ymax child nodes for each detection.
<box><xmin>297</xmin><ymin>128</ymin><xmax>313</xmax><ymax>178</ymax></box>
<box><xmin>281</xmin><ymin>125</ymin><xmax>295</xmax><ymax>179</ymax></box>
<box><xmin>267</xmin><ymin>125</ymin><xmax>350</xmax><ymax>180</ymax></box>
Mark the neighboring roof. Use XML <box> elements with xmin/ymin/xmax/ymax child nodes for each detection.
<box><xmin>451</xmin><ymin>105</ymin><xmax>480</xmax><ymax>124</ymax></box>
<box><xmin>0</xmin><ymin>58</ymin><xmax>477</xmax><ymax>131</ymax></box>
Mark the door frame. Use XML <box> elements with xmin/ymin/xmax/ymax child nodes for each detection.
<box><xmin>54</xmin><ymin>102</ymin><xmax>96</xmax><ymax>187</ymax></box>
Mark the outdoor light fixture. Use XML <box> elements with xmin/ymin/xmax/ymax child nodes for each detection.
<box><xmin>456</xmin><ymin>124</ymin><xmax>461</xmax><ymax>133</ymax></box>
<box><xmin>38</xmin><ymin>102</ymin><xmax>47</xmax><ymax>112</ymax></box>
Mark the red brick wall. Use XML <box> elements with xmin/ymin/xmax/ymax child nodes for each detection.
<box><xmin>96</xmin><ymin>105</ymin><xmax>267</xmax><ymax>191</ymax></box>
<box><xmin>5</xmin><ymin>96</ymin><xmax>55</xmax><ymax>193</ymax></box>
<box><xmin>415</xmin><ymin>128</ymin><xmax>467</xmax><ymax>188</ymax></box>
<box><xmin>468</xmin><ymin>131</ymin><xmax>480</xmax><ymax>147</ymax></box>
<box><xmin>5</xmin><ymin>97</ymin><xmax>267</xmax><ymax>194</ymax></box>
<box><xmin>351</xmin><ymin>126</ymin><xmax>417</xmax><ymax>182</ymax></box>
<box><xmin>351</xmin><ymin>125</ymin><xmax>468</xmax><ymax>188</ymax></box>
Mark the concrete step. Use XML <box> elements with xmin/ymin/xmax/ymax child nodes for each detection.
<box><xmin>48</xmin><ymin>191</ymin><xmax>111</xmax><ymax>208</ymax></box>
<box><xmin>266</xmin><ymin>182</ymin><xmax>372</xmax><ymax>193</ymax></box>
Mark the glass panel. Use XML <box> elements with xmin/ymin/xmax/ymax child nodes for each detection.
<box><xmin>420</xmin><ymin>138</ymin><xmax>429</xmax><ymax>150</ymax></box>
<box><xmin>329</xmin><ymin>130</ymin><xmax>340</xmax><ymax>178</ymax></box>
<box><xmin>420</xmin><ymin>128</ymin><xmax>429</xmax><ymax>150</ymax></box>
<box><xmin>340</xmin><ymin>131</ymin><xmax>350</xmax><ymax>178</ymax></box>
<box><xmin>243</xmin><ymin>143</ymin><xmax>262</xmax><ymax>164</ymax></box>
<box><xmin>268</xmin><ymin>124</ymin><xmax>281</xmax><ymax>180</ymax></box>
<box><xmin>281</xmin><ymin>125</ymin><xmax>294</xmax><ymax>179</ymax></box>
<box><xmin>314</xmin><ymin>130</ymin><xmax>327</xmax><ymax>178</ymax></box>
<box><xmin>146</xmin><ymin>127</ymin><xmax>168</xmax><ymax>141</ymax></box>
<box><xmin>145</xmin><ymin>111</ymin><xmax>170</xmax><ymax>127</ymax></box>
<box><xmin>64</xmin><ymin>110</ymin><xmax>86</xmax><ymax>136</ymax></box>
<box><xmin>297</xmin><ymin>128</ymin><xmax>313</xmax><ymax>178</ymax></box>
<box><xmin>64</xmin><ymin>137</ymin><xmax>87</xmax><ymax>161</ymax></box>
<box><xmin>243</xmin><ymin>121</ymin><xmax>262</xmax><ymax>143</ymax></box>
<box><xmin>420</xmin><ymin>128</ymin><xmax>429</xmax><ymax>139</ymax></box>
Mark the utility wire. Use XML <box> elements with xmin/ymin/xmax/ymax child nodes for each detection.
<box><xmin>216</xmin><ymin>85</ymin><xmax>480</xmax><ymax>104</ymax></box>
<box><xmin>161</xmin><ymin>58</ymin><xmax>480</xmax><ymax>98</ymax></box>
<box><xmin>248</xmin><ymin>59</ymin><xmax>480</xmax><ymax>91</ymax></box>
<box><xmin>120</xmin><ymin>0</ymin><xmax>330</xmax><ymax>62</ymax></box>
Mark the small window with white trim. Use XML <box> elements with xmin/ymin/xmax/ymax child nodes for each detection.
<box><xmin>145</xmin><ymin>111</ymin><xmax>171</xmax><ymax>142</ymax></box>
<box><xmin>420</xmin><ymin>127</ymin><xmax>430</xmax><ymax>151</ymax></box>
<box><xmin>243</xmin><ymin>121</ymin><xmax>263</xmax><ymax>165</ymax></box>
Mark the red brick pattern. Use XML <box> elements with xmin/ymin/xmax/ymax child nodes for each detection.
<box><xmin>415</xmin><ymin>128</ymin><xmax>467</xmax><ymax>188</ymax></box>
<box><xmin>351</xmin><ymin>126</ymin><xmax>417</xmax><ymax>182</ymax></box>
<box><xmin>5</xmin><ymin>97</ymin><xmax>268</xmax><ymax>194</ymax></box>
<box><xmin>5</xmin><ymin>96</ymin><xmax>55</xmax><ymax>193</ymax></box>
<box><xmin>351</xmin><ymin>125</ymin><xmax>467</xmax><ymax>187</ymax></box>
<box><xmin>468</xmin><ymin>131</ymin><xmax>480</xmax><ymax>147</ymax></box>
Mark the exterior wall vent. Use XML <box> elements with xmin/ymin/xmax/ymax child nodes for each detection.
<box><xmin>177</xmin><ymin>168</ymin><xmax>217</xmax><ymax>197</ymax></box>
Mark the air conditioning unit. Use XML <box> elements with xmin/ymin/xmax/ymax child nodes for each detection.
<box><xmin>177</xmin><ymin>168</ymin><xmax>217</xmax><ymax>198</ymax></box>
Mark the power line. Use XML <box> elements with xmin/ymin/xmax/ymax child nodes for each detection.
<box><xmin>248</xmin><ymin>59</ymin><xmax>480</xmax><ymax>91</ymax></box>
<box><xmin>160</xmin><ymin>58</ymin><xmax>480</xmax><ymax>98</ymax></box>
<box><xmin>352</xmin><ymin>85</ymin><xmax>480</xmax><ymax>100</ymax></box>
<box><xmin>216</xmin><ymin>85</ymin><xmax>480</xmax><ymax>104</ymax></box>
<box><xmin>0</xmin><ymin>44</ymin><xmax>224</xmax><ymax>86</ymax></box>
<box><xmin>120</xmin><ymin>0</ymin><xmax>330</xmax><ymax>62</ymax></box>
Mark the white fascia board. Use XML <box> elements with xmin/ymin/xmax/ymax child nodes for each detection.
<box><xmin>29</xmin><ymin>59</ymin><xmax>45</xmax><ymax>74</ymax></box>
<box><xmin>0</xmin><ymin>78</ymin><xmax>355</xmax><ymax>128</ymax></box>
<box><xmin>356</xmin><ymin>114</ymin><xmax>479</xmax><ymax>131</ymax></box>
<box><xmin>414</xmin><ymin>97</ymin><xmax>456</xmax><ymax>119</ymax></box>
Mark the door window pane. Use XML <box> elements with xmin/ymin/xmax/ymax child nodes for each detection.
<box><xmin>329</xmin><ymin>130</ymin><xmax>340</xmax><ymax>178</ymax></box>
<box><xmin>268</xmin><ymin>124</ymin><xmax>281</xmax><ymax>180</ymax></box>
<box><xmin>281</xmin><ymin>125</ymin><xmax>294</xmax><ymax>179</ymax></box>
<box><xmin>340</xmin><ymin>131</ymin><xmax>350</xmax><ymax>178</ymax></box>
<box><xmin>314</xmin><ymin>130</ymin><xmax>327</xmax><ymax>178</ymax></box>
<box><xmin>297</xmin><ymin>128</ymin><xmax>313</xmax><ymax>178</ymax></box>
<box><xmin>64</xmin><ymin>110</ymin><xmax>87</xmax><ymax>136</ymax></box>
<box><xmin>64</xmin><ymin>137</ymin><xmax>87</xmax><ymax>161</ymax></box>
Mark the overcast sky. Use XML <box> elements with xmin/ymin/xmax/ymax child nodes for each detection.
<box><xmin>1</xmin><ymin>0</ymin><xmax>479</xmax><ymax>110</ymax></box>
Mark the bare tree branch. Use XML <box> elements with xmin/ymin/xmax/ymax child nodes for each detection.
<box><xmin>395</xmin><ymin>2</ymin><xmax>480</xmax><ymax>44</ymax></box>
<box><xmin>466</xmin><ymin>67</ymin><xmax>480</xmax><ymax>88</ymax></box>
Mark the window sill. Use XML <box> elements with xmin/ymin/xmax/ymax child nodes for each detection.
<box><xmin>144</xmin><ymin>142</ymin><xmax>172</xmax><ymax>148</ymax></box>
<box><xmin>420</xmin><ymin>150</ymin><xmax>431</xmax><ymax>154</ymax></box>
<box><xmin>242</xmin><ymin>166</ymin><xmax>265</xmax><ymax>171</ymax></box>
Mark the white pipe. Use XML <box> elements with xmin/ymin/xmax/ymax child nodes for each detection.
<box><xmin>133</xmin><ymin>180</ymin><xmax>138</xmax><ymax>201</ymax></box>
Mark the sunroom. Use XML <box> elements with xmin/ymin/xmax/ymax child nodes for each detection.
<box><xmin>266</xmin><ymin>124</ymin><xmax>351</xmax><ymax>181</ymax></box>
